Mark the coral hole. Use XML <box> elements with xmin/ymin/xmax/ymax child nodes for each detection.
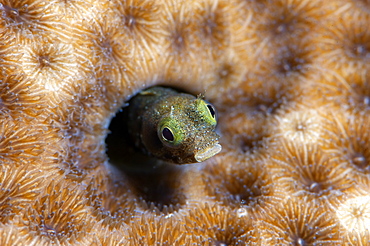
<box><xmin>272</xmin><ymin>16</ymin><xmax>295</xmax><ymax>36</ymax></box>
<box><xmin>212</xmin><ymin>240</ymin><xmax>229</xmax><ymax>246</ymax></box>
<box><xmin>105</xmin><ymin>94</ymin><xmax>187</xmax><ymax>214</ymax></box>
<box><xmin>42</xmin><ymin>224</ymin><xmax>57</xmax><ymax>237</ymax></box>
<box><xmin>123</xmin><ymin>14</ymin><xmax>136</xmax><ymax>30</ymax></box>
<box><xmin>238</xmin><ymin>134</ymin><xmax>265</xmax><ymax>153</ymax></box>
<box><xmin>218</xmin><ymin>63</ymin><xmax>233</xmax><ymax>81</ymax></box>
<box><xmin>38</xmin><ymin>55</ymin><xmax>51</xmax><ymax>68</ymax></box>
<box><xmin>297</xmin><ymin>167</ymin><xmax>337</xmax><ymax>196</ymax></box>
<box><xmin>345</xmin><ymin>33</ymin><xmax>370</xmax><ymax>60</ymax></box>
<box><xmin>351</xmin><ymin>80</ymin><xmax>370</xmax><ymax>106</ymax></box>
<box><xmin>306</xmin><ymin>181</ymin><xmax>323</xmax><ymax>194</ymax></box>
<box><xmin>171</xmin><ymin>29</ymin><xmax>186</xmax><ymax>52</ymax></box>
<box><xmin>226</xmin><ymin>181</ymin><xmax>262</xmax><ymax>206</ymax></box>
<box><xmin>278</xmin><ymin>49</ymin><xmax>306</xmax><ymax>75</ymax></box>
<box><xmin>105</xmin><ymin>107</ymin><xmax>128</xmax><ymax>165</ymax></box>
<box><xmin>292</xmin><ymin>237</ymin><xmax>307</xmax><ymax>246</ymax></box>
<box><xmin>353</xmin><ymin>44</ymin><xmax>368</xmax><ymax>57</ymax></box>
<box><xmin>351</xmin><ymin>152</ymin><xmax>370</xmax><ymax>173</ymax></box>
<box><xmin>2</xmin><ymin>4</ymin><xmax>22</xmax><ymax>23</ymax></box>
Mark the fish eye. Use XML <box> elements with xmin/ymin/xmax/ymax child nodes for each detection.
<box><xmin>162</xmin><ymin>127</ymin><xmax>174</xmax><ymax>142</ymax></box>
<box><xmin>196</xmin><ymin>99</ymin><xmax>217</xmax><ymax>126</ymax></box>
<box><xmin>158</xmin><ymin>117</ymin><xmax>184</xmax><ymax>146</ymax></box>
<box><xmin>206</xmin><ymin>104</ymin><xmax>216</xmax><ymax>119</ymax></box>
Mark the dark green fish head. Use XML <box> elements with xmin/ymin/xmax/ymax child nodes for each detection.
<box><xmin>128</xmin><ymin>87</ymin><xmax>222</xmax><ymax>164</ymax></box>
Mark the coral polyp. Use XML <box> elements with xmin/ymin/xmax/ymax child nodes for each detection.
<box><xmin>258</xmin><ymin>198</ymin><xmax>341</xmax><ymax>245</ymax></box>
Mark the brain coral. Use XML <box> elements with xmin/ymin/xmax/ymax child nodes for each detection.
<box><xmin>0</xmin><ymin>0</ymin><xmax>370</xmax><ymax>245</ymax></box>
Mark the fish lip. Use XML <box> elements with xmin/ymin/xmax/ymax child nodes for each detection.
<box><xmin>195</xmin><ymin>144</ymin><xmax>222</xmax><ymax>162</ymax></box>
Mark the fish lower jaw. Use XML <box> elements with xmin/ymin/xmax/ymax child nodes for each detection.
<box><xmin>194</xmin><ymin>144</ymin><xmax>222</xmax><ymax>162</ymax></box>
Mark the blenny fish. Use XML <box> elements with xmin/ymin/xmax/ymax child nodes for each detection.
<box><xmin>127</xmin><ymin>87</ymin><xmax>221</xmax><ymax>164</ymax></box>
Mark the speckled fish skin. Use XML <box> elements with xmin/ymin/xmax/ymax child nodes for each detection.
<box><xmin>127</xmin><ymin>87</ymin><xmax>221</xmax><ymax>164</ymax></box>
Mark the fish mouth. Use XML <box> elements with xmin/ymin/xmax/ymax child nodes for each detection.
<box><xmin>195</xmin><ymin>144</ymin><xmax>222</xmax><ymax>162</ymax></box>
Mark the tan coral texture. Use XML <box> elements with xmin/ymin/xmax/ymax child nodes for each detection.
<box><xmin>0</xmin><ymin>0</ymin><xmax>370</xmax><ymax>245</ymax></box>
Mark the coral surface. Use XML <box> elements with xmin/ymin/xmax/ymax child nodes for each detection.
<box><xmin>0</xmin><ymin>0</ymin><xmax>370</xmax><ymax>245</ymax></box>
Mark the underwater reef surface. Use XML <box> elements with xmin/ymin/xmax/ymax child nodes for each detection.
<box><xmin>0</xmin><ymin>0</ymin><xmax>369</xmax><ymax>245</ymax></box>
